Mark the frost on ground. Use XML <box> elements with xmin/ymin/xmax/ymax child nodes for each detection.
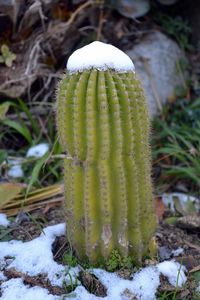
<box><xmin>67</xmin><ymin>41</ymin><xmax>135</xmax><ymax>73</ymax></box>
<box><xmin>0</xmin><ymin>222</ymin><xmax>187</xmax><ymax>300</ymax></box>
<box><xmin>0</xmin><ymin>213</ymin><xmax>10</xmax><ymax>227</ymax></box>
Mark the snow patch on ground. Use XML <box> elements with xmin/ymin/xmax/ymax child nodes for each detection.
<box><xmin>7</xmin><ymin>159</ymin><xmax>24</xmax><ymax>178</ymax></box>
<box><xmin>0</xmin><ymin>270</ymin><xmax>7</xmax><ymax>281</ymax></box>
<box><xmin>196</xmin><ymin>283</ymin><xmax>200</xmax><ymax>292</ymax></box>
<box><xmin>1</xmin><ymin>278</ymin><xmax>60</xmax><ymax>300</ymax></box>
<box><xmin>92</xmin><ymin>267</ymin><xmax>160</xmax><ymax>300</ymax></box>
<box><xmin>0</xmin><ymin>222</ymin><xmax>187</xmax><ymax>300</ymax></box>
<box><xmin>162</xmin><ymin>193</ymin><xmax>199</xmax><ymax>212</ymax></box>
<box><xmin>0</xmin><ymin>223</ymin><xmax>78</xmax><ymax>287</ymax></box>
<box><xmin>157</xmin><ymin>261</ymin><xmax>187</xmax><ymax>287</ymax></box>
<box><xmin>67</xmin><ymin>41</ymin><xmax>135</xmax><ymax>73</ymax></box>
<box><xmin>171</xmin><ymin>247</ymin><xmax>184</xmax><ymax>257</ymax></box>
<box><xmin>26</xmin><ymin>143</ymin><xmax>49</xmax><ymax>158</ymax></box>
<box><xmin>0</xmin><ymin>213</ymin><xmax>10</xmax><ymax>227</ymax></box>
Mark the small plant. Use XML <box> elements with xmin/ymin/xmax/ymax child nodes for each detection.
<box><xmin>0</xmin><ymin>99</ymin><xmax>63</xmax><ymax>198</ymax></box>
<box><xmin>0</xmin><ymin>44</ymin><xmax>16</xmax><ymax>67</ymax></box>
<box><xmin>152</xmin><ymin>97</ymin><xmax>200</xmax><ymax>191</ymax></box>
<box><xmin>62</xmin><ymin>268</ymin><xmax>78</xmax><ymax>295</ymax></box>
<box><xmin>106</xmin><ymin>249</ymin><xmax>134</xmax><ymax>272</ymax></box>
<box><xmin>56</xmin><ymin>41</ymin><xmax>157</xmax><ymax>265</ymax></box>
<box><xmin>157</xmin><ymin>15</ymin><xmax>192</xmax><ymax>51</ymax></box>
<box><xmin>63</xmin><ymin>251</ymin><xmax>78</xmax><ymax>267</ymax></box>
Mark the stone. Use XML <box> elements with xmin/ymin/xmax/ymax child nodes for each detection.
<box><xmin>126</xmin><ymin>31</ymin><xmax>186</xmax><ymax>117</ymax></box>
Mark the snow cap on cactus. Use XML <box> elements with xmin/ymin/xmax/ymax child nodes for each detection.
<box><xmin>67</xmin><ymin>41</ymin><xmax>135</xmax><ymax>73</ymax></box>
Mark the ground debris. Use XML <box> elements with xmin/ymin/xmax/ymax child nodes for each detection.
<box><xmin>176</xmin><ymin>215</ymin><xmax>200</xmax><ymax>231</ymax></box>
<box><xmin>121</xmin><ymin>288</ymin><xmax>138</xmax><ymax>300</ymax></box>
<box><xmin>78</xmin><ymin>270</ymin><xmax>107</xmax><ymax>297</ymax></box>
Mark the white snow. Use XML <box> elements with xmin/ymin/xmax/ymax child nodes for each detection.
<box><xmin>1</xmin><ymin>278</ymin><xmax>60</xmax><ymax>300</ymax></box>
<box><xmin>0</xmin><ymin>223</ymin><xmax>78</xmax><ymax>287</ymax></box>
<box><xmin>162</xmin><ymin>192</ymin><xmax>200</xmax><ymax>212</ymax></box>
<box><xmin>92</xmin><ymin>267</ymin><xmax>160</xmax><ymax>300</ymax></box>
<box><xmin>0</xmin><ymin>213</ymin><xmax>10</xmax><ymax>227</ymax></box>
<box><xmin>26</xmin><ymin>143</ymin><xmax>49</xmax><ymax>158</ymax></box>
<box><xmin>7</xmin><ymin>159</ymin><xmax>24</xmax><ymax>178</ymax></box>
<box><xmin>71</xmin><ymin>261</ymin><xmax>187</xmax><ymax>300</ymax></box>
<box><xmin>0</xmin><ymin>271</ymin><xmax>7</xmax><ymax>281</ymax></box>
<box><xmin>67</xmin><ymin>41</ymin><xmax>135</xmax><ymax>73</ymax></box>
<box><xmin>0</xmin><ymin>220</ymin><xmax>188</xmax><ymax>300</ymax></box>
<box><xmin>197</xmin><ymin>283</ymin><xmax>200</xmax><ymax>292</ymax></box>
<box><xmin>157</xmin><ymin>261</ymin><xmax>187</xmax><ymax>287</ymax></box>
<box><xmin>171</xmin><ymin>247</ymin><xmax>184</xmax><ymax>257</ymax></box>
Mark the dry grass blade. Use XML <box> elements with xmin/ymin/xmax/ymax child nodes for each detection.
<box><xmin>1</xmin><ymin>184</ymin><xmax>64</xmax><ymax>216</ymax></box>
<box><xmin>0</xmin><ymin>183</ymin><xmax>24</xmax><ymax>208</ymax></box>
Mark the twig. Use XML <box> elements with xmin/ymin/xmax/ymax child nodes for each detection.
<box><xmin>175</xmin><ymin>59</ymin><xmax>187</xmax><ymax>90</ymax></box>
<box><xmin>25</xmin><ymin>35</ymin><xmax>44</xmax><ymax>76</ymax></box>
<box><xmin>65</xmin><ymin>0</ymin><xmax>93</xmax><ymax>28</ymax></box>
<box><xmin>0</xmin><ymin>75</ymin><xmax>35</xmax><ymax>89</ymax></box>
<box><xmin>189</xmin><ymin>265</ymin><xmax>200</xmax><ymax>273</ymax></box>
<box><xmin>53</xmin><ymin>240</ymin><xmax>68</xmax><ymax>260</ymax></box>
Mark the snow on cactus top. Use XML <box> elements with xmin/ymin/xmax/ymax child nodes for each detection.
<box><xmin>67</xmin><ymin>41</ymin><xmax>135</xmax><ymax>73</ymax></box>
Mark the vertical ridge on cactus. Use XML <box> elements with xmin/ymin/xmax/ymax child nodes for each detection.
<box><xmin>56</xmin><ymin>42</ymin><xmax>157</xmax><ymax>265</ymax></box>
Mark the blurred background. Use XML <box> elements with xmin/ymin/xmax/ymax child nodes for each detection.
<box><xmin>0</xmin><ymin>0</ymin><xmax>200</xmax><ymax>216</ymax></box>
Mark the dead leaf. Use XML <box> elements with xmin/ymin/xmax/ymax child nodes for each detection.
<box><xmin>1</xmin><ymin>184</ymin><xmax>63</xmax><ymax>216</ymax></box>
<box><xmin>155</xmin><ymin>197</ymin><xmax>165</xmax><ymax>221</ymax></box>
<box><xmin>0</xmin><ymin>183</ymin><xmax>23</xmax><ymax>209</ymax></box>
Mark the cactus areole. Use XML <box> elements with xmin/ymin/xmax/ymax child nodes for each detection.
<box><xmin>56</xmin><ymin>41</ymin><xmax>157</xmax><ymax>265</ymax></box>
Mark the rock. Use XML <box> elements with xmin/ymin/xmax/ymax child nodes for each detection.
<box><xmin>114</xmin><ymin>0</ymin><xmax>150</xmax><ymax>19</ymax></box>
<box><xmin>126</xmin><ymin>31</ymin><xmax>186</xmax><ymax>117</ymax></box>
<box><xmin>176</xmin><ymin>215</ymin><xmax>200</xmax><ymax>231</ymax></box>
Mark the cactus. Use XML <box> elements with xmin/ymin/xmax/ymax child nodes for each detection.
<box><xmin>56</xmin><ymin>42</ymin><xmax>157</xmax><ymax>265</ymax></box>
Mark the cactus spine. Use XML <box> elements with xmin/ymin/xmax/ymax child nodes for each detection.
<box><xmin>56</xmin><ymin>47</ymin><xmax>157</xmax><ymax>265</ymax></box>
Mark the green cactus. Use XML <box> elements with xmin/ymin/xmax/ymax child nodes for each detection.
<box><xmin>56</xmin><ymin>44</ymin><xmax>157</xmax><ymax>265</ymax></box>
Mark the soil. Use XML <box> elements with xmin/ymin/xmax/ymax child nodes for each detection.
<box><xmin>1</xmin><ymin>205</ymin><xmax>200</xmax><ymax>299</ymax></box>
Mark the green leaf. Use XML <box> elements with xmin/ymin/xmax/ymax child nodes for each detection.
<box><xmin>5</xmin><ymin>58</ymin><xmax>12</xmax><ymax>67</ymax></box>
<box><xmin>2</xmin><ymin>119</ymin><xmax>32</xmax><ymax>144</ymax></box>
<box><xmin>17</xmin><ymin>99</ymin><xmax>40</xmax><ymax>137</ymax></box>
<box><xmin>0</xmin><ymin>149</ymin><xmax>7</xmax><ymax>164</ymax></box>
<box><xmin>0</xmin><ymin>45</ymin><xmax>16</xmax><ymax>67</ymax></box>
<box><xmin>0</xmin><ymin>183</ymin><xmax>23</xmax><ymax>208</ymax></box>
<box><xmin>5</xmin><ymin>53</ymin><xmax>16</xmax><ymax>67</ymax></box>
<box><xmin>0</xmin><ymin>227</ymin><xmax>14</xmax><ymax>241</ymax></box>
<box><xmin>26</xmin><ymin>152</ymin><xmax>49</xmax><ymax>196</ymax></box>
<box><xmin>193</xmin><ymin>271</ymin><xmax>200</xmax><ymax>284</ymax></box>
<box><xmin>164</xmin><ymin>217</ymin><xmax>178</xmax><ymax>225</ymax></box>
<box><xmin>1</xmin><ymin>44</ymin><xmax>9</xmax><ymax>56</ymax></box>
<box><xmin>0</xmin><ymin>102</ymin><xmax>10</xmax><ymax>120</ymax></box>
